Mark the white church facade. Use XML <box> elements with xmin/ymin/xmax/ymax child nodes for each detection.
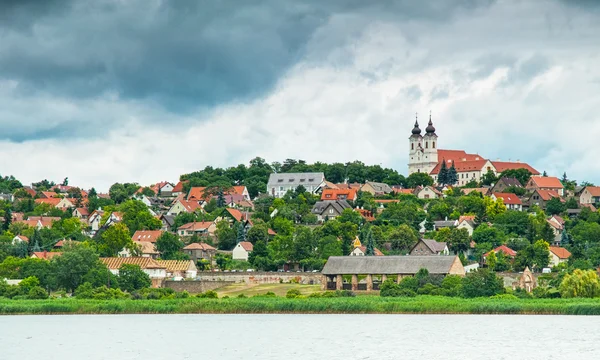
<box><xmin>408</xmin><ymin>115</ymin><xmax>539</xmax><ymax>186</ymax></box>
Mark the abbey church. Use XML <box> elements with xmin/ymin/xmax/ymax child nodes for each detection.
<box><xmin>408</xmin><ymin>115</ymin><xmax>539</xmax><ymax>186</ymax></box>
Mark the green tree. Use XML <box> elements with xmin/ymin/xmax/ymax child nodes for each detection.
<box><xmin>438</xmin><ymin>160</ymin><xmax>448</xmax><ymax>186</ymax></box>
<box><xmin>249</xmin><ymin>239</ymin><xmax>271</xmax><ymax>270</ymax></box>
<box><xmin>337</xmin><ymin>208</ymin><xmax>364</xmax><ymax>226</ymax></box>
<box><xmin>447</xmin><ymin>161</ymin><xmax>458</xmax><ymax>185</ymax></box>
<box><xmin>215</xmin><ymin>220</ymin><xmax>236</xmax><ymax>250</ymax></box>
<box><xmin>53</xmin><ymin>245</ymin><xmax>100</xmax><ymax>292</ymax></box>
<box><xmin>472</xmin><ymin>224</ymin><xmax>506</xmax><ymax>247</ymax></box>
<box><xmin>486</xmin><ymin>250</ymin><xmax>498</xmax><ymax>271</ymax></box>
<box><xmin>365</xmin><ymin>228</ymin><xmax>375</xmax><ymax>256</ymax></box>
<box><xmin>236</xmin><ymin>222</ymin><xmax>246</xmax><ymax>243</ymax></box>
<box><xmin>387</xmin><ymin>224</ymin><xmax>419</xmax><ymax>252</ymax></box>
<box><xmin>98</xmin><ymin>223</ymin><xmax>133</xmax><ymax>257</ymax></box>
<box><xmin>156</xmin><ymin>232</ymin><xmax>184</xmax><ymax>260</ymax></box>
<box><xmin>246</xmin><ymin>223</ymin><xmax>268</xmax><ymax>245</ymax></box>
<box><xmin>2</xmin><ymin>207</ymin><xmax>11</xmax><ymax>232</ymax></box>
<box><xmin>559</xmin><ymin>269</ymin><xmax>600</xmax><ymax>298</ymax></box>
<box><xmin>448</xmin><ymin>228</ymin><xmax>470</xmax><ymax>255</ymax></box>
<box><xmin>481</xmin><ymin>169</ymin><xmax>498</xmax><ymax>186</ymax></box>
<box><xmin>406</xmin><ymin>172</ymin><xmax>434</xmax><ymax>188</ymax></box>
<box><xmin>546</xmin><ymin>197</ymin><xmax>566</xmax><ymax>215</ymax></box>
<box><xmin>461</xmin><ymin>269</ymin><xmax>505</xmax><ymax>297</ymax></box>
<box><xmin>513</xmin><ymin>240</ymin><xmax>550</xmax><ymax>271</ymax></box>
<box><xmin>119</xmin><ymin>200</ymin><xmax>162</xmax><ymax>235</ymax></box>
<box><xmin>216</xmin><ymin>189</ymin><xmax>226</xmax><ymax>208</ymax></box>
<box><xmin>118</xmin><ymin>264</ymin><xmax>151</xmax><ymax>292</ymax></box>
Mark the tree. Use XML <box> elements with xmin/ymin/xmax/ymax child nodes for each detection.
<box><xmin>217</xmin><ymin>189</ymin><xmax>226</xmax><ymax>208</ymax></box>
<box><xmin>461</xmin><ymin>269</ymin><xmax>505</xmax><ymax>297</ymax></box>
<box><xmin>500</xmin><ymin>169</ymin><xmax>533</xmax><ymax>187</ymax></box>
<box><xmin>514</xmin><ymin>240</ymin><xmax>550</xmax><ymax>271</ymax></box>
<box><xmin>248</xmin><ymin>239</ymin><xmax>271</xmax><ymax>270</ymax></box>
<box><xmin>215</xmin><ymin>220</ymin><xmax>236</xmax><ymax>250</ymax></box>
<box><xmin>447</xmin><ymin>161</ymin><xmax>458</xmax><ymax>185</ymax></box>
<box><xmin>406</xmin><ymin>172</ymin><xmax>434</xmax><ymax>188</ymax></box>
<box><xmin>118</xmin><ymin>264</ymin><xmax>151</xmax><ymax>292</ymax></box>
<box><xmin>88</xmin><ymin>188</ymin><xmax>98</xmax><ymax>198</ymax></box>
<box><xmin>2</xmin><ymin>207</ymin><xmax>11</xmax><ymax>232</ymax></box>
<box><xmin>565</xmin><ymin>197</ymin><xmax>579</xmax><ymax>210</ymax></box>
<box><xmin>247</xmin><ymin>223</ymin><xmax>268</xmax><ymax>245</ymax></box>
<box><xmin>365</xmin><ymin>228</ymin><xmax>375</xmax><ymax>256</ymax></box>
<box><xmin>559</xmin><ymin>269</ymin><xmax>600</xmax><ymax>298</ymax></box>
<box><xmin>236</xmin><ymin>222</ymin><xmax>246</xmax><ymax>243</ymax></box>
<box><xmin>481</xmin><ymin>169</ymin><xmax>498</xmax><ymax>186</ymax></box>
<box><xmin>61</xmin><ymin>177</ymin><xmax>69</xmax><ymax>186</ymax></box>
<box><xmin>119</xmin><ymin>200</ymin><xmax>162</xmax><ymax>235</ymax></box>
<box><xmin>387</xmin><ymin>224</ymin><xmax>419</xmax><ymax>252</ymax></box>
<box><xmin>156</xmin><ymin>232</ymin><xmax>184</xmax><ymax>260</ymax></box>
<box><xmin>546</xmin><ymin>197</ymin><xmax>566</xmax><ymax>215</ymax></box>
<box><xmin>98</xmin><ymin>223</ymin><xmax>133</xmax><ymax>257</ymax></box>
<box><xmin>438</xmin><ymin>160</ymin><xmax>448</xmax><ymax>186</ymax></box>
<box><xmin>53</xmin><ymin>245</ymin><xmax>100</xmax><ymax>292</ymax></box>
<box><xmin>484</xmin><ymin>196</ymin><xmax>506</xmax><ymax>221</ymax></box>
<box><xmin>560</xmin><ymin>230</ymin><xmax>571</xmax><ymax>247</ymax></box>
<box><xmin>472</xmin><ymin>224</ymin><xmax>506</xmax><ymax>248</ymax></box>
<box><xmin>486</xmin><ymin>250</ymin><xmax>497</xmax><ymax>271</ymax></box>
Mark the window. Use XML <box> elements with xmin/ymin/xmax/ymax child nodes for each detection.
<box><xmin>300</xmin><ymin>179</ymin><xmax>305</xmax><ymax>182</ymax></box>
<box><xmin>288</xmin><ymin>179</ymin><xmax>294</xmax><ymax>182</ymax></box>
<box><xmin>424</xmin><ymin>194</ymin><xmax>430</xmax><ymax>199</ymax></box>
<box><xmin>425</xmin><ymin>142</ymin><xmax>428</xmax><ymax>149</ymax></box>
<box><xmin>279</xmin><ymin>186</ymin><xmax>284</xmax><ymax>191</ymax></box>
<box><xmin>411</xmin><ymin>143</ymin><xmax>414</xmax><ymax>150</ymax></box>
<box><xmin>433</xmin><ymin>141</ymin><xmax>436</xmax><ymax>149</ymax></box>
<box><xmin>329</xmin><ymin>208</ymin><xmax>334</xmax><ymax>214</ymax></box>
<box><xmin>308</xmin><ymin>178</ymin><xmax>314</xmax><ymax>182</ymax></box>
<box><xmin>277</xmin><ymin>179</ymin><xmax>283</xmax><ymax>183</ymax></box>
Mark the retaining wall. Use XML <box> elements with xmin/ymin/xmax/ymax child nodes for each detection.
<box><xmin>196</xmin><ymin>271</ymin><xmax>322</xmax><ymax>285</ymax></box>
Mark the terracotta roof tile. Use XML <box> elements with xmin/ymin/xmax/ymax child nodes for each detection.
<box><xmin>132</xmin><ymin>230</ymin><xmax>164</xmax><ymax>243</ymax></box>
<box><xmin>584</xmin><ymin>186</ymin><xmax>600</xmax><ymax>197</ymax></box>
<box><xmin>183</xmin><ymin>242</ymin><xmax>216</xmax><ymax>251</ymax></box>
<box><xmin>493</xmin><ymin>192</ymin><xmax>523</xmax><ymax>205</ymax></box>
<box><xmin>31</xmin><ymin>251</ymin><xmax>62</xmax><ymax>260</ymax></box>
<box><xmin>239</xmin><ymin>241</ymin><xmax>253</xmax><ymax>251</ymax></box>
<box><xmin>492</xmin><ymin>162</ymin><xmax>540</xmax><ymax>175</ymax></box>
<box><xmin>321</xmin><ymin>188</ymin><xmax>358</xmax><ymax>201</ymax></box>
<box><xmin>484</xmin><ymin>245</ymin><xmax>517</xmax><ymax>257</ymax></box>
<box><xmin>101</xmin><ymin>257</ymin><xmax>165</xmax><ymax>270</ymax></box>
<box><xmin>549</xmin><ymin>246</ymin><xmax>571</xmax><ymax>259</ymax></box>
<box><xmin>529</xmin><ymin>176</ymin><xmax>564</xmax><ymax>189</ymax></box>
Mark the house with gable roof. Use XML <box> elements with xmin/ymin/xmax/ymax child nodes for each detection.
<box><xmin>177</xmin><ymin>222</ymin><xmax>216</xmax><ymax>237</ymax></box>
<box><xmin>267</xmin><ymin>172</ymin><xmax>326</xmax><ymax>198</ymax></box>
<box><xmin>311</xmin><ymin>200</ymin><xmax>352</xmax><ymax>222</ymax></box>
<box><xmin>548</xmin><ymin>246</ymin><xmax>571</xmax><ymax>267</ymax></box>
<box><xmin>409</xmin><ymin>239</ymin><xmax>449</xmax><ymax>256</ymax></box>
<box><xmin>232</xmin><ymin>241</ymin><xmax>254</xmax><ymax>261</ymax></box>
<box><xmin>320</xmin><ymin>188</ymin><xmax>358</xmax><ymax>202</ymax></box>
<box><xmin>415</xmin><ymin>186</ymin><xmax>443</xmax><ymax>200</ymax></box>
<box><xmin>360</xmin><ymin>182</ymin><xmax>393</xmax><ymax>196</ymax></box>
<box><xmin>526</xmin><ymin>189</ymin><xmax>563</xmax><ymax>210</ymax></box>
<box><xmin>526</xmin><ymin>176</ymin><xmax>565</xmax><ymax>196</ymax></box>
<box><xmin>492</xmin><ymin>192</ymin><xmax>523</xmax><ymax>211</ymax></box>
<box><xmin>579</xmin><ymin>186</ymin><xmax>600</xmax><ymax>206</ymax></box>
<box><xmin>491</xmin><ymin>176</ymin><xmax>523</xmax><ymax>193</ymax></box>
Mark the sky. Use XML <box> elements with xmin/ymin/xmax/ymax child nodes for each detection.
<box><xmin>1</xmin><ymin>0</ymin><xmax>599</xmax><ymax>191</ymax></box>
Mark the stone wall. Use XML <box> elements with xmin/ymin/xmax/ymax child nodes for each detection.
<box><xmin>196</xmin><ymin>271</ymin><xmax>322</xmax><ymax>285</ymax></box>
<box><xmin>163</xmin><ymin>280</ymin><xmax>232</xmax><ymax>294</ymax></box>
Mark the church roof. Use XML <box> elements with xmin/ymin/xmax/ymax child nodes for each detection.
<box><xmin>430</xmin><ymin>159</ymin><xmax>490</xmax><ymax>175</ymax></box>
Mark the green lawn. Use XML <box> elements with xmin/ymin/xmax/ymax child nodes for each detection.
<box><xmin>215</xmin><ymin>283</ymin><xmax>321</xmax><ymax>297</ymax></box>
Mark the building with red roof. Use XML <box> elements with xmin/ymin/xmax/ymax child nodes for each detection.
<box><xmin>526</xmin><ymin>176</ymin><xmax>564</xmax><ymax>196</ymax></box>
<box><xmin>321</xmin><ymin>188</ymin><xmax>358</xmax><ymax>202</ymax></box>
<box><xmin>492</xmin><ymin>192</ymin><xmax>523</xmax><ymax>211</ymax></box>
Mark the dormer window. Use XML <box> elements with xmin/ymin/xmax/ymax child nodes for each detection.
<box><xmin>277</xmin><ymin>179</ymin><xmax>283</xmax><ymax>183</ymax></box>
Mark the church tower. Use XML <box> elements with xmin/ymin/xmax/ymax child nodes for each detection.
<box><xmin>422</xmin><ymin>112</ymin><xmax>439</xmax><ymax>173</ymax></box>
<box><xmin>408</xmin><ymin>115</ymin><xmax>423</xmax><ymax>175</ymax></box>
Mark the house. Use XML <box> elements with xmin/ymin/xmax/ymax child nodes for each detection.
<box><xmin>183</xmin><ymin>242</ymin><xmax>217</xmax><ymax>263</ymax></box>
<box><xmin>12</xmin><ymin>235</ymin><xmax>28</xmax><ymax>245</ymax></box>
<box><xmin>156</xmin><ymin>260</ymin><xmax>198</xmax><ymax>279</ymax></box>
<box><xmin>320</xmin><ymin>188</ymin><xmax>358</xmax><ymax>202</ymax></box>
<box><xmin>548</xmin><ymin>246</ymin><xmax>571</xmax><ymax>267</ymax></box>
<box><xmin>491</xmin><ymin>177</ymin><xmax>523</xmax><ymax>193</ymax></box>
<box><xmin>579</xmin><ymin>186</ymin><xmax>600</xmax><ymax>205</ymax></box>
<box><xmin>187</xmin><ymin>185</ymin><xmax>250</xmax><ymax>202</ymax></box>
<box><xmin>0</xmin><ymin>193</ymin><xmax>14</xmax><ymax>202</ymax></box>
<box><xmin>88</xmin><ymin>210</ymin><xmax>105</xmax><ymax>233</ymax></box>
<box><xmin>171</xmin><ymin>180</ymin><xmax>188</xmax><ymax>196</ymax></box>
<box><xmin>461</xmin><ymin>187</ymin><xmax>491</xmax><ymax>196</ymax></box>
<box><xmin>166</xmin><ymin>195</ymin><xmax>202</xmax><ymax>216</ymax></box>
<box><xmin>456</xmin><ymin>218</ymin><xmax>476</xmax><ymax>236</ymax></box>
<box><xmin>311</xmin><ymin>200</ymin><xmax>352</xmax><ymax>222</ymax></box>
<box><xmin>101</xmin><ymin>257</ymin><xmax>167</xmax><ymax>279</ymax></box>
<box><xmin>220</xmin><ymin>208</ymin><xmax>247</xmax><ymax>223</ymax></box>
<box><xmin>39</xmin><ymin>191</ymin><xmax>59</xmax><ymax>199</ymax></box>
<box><xmin>118</xmin><ymin>241</ymin><xmax>160</xmax><ymax>259</ymax></box>
<box><xmin>72</xmin><ymin>207</ymin><xmax>90</xmax><ymax>220</ymax></box>
<box><xmin>267</xmin><ymin>172</ymin><xmax>326</xmax><ymax>198</ymax></box>
<box><xmin>526</xmin><ymin>176</ymin><xmax>565</xmax><ymax>197</ymax></box>
<box><xmin>232</xmin><ymin>241</ymin><xmax>254</xmax><ymax>261</ymax></box>
<box><xmin>104</xmin><ymin>212</ymin><xmax>123</xmax><ymax>227</ymax></box>
<box><xmin>350</xmin><ymin>246</ymin><xmax>384</xmax><ymax>256</ymax></box>
<box><xmin>430</xmin><ymin>159</ymin><xmax>496</xmax><ymax>187</ymax></box>
<box><xmin>155</xmin><ymin>182</ymin><xmax>175</xmax><ymax>197</ymax></box>
<box><xmin>35</xmin><ymin>197</ymin><xmax>77</xmax><ymax>209</ymax></box>
<box><xmin>546</xmin><ymin>219</ymin><xmax>564</xmax><ymax>246</ymax></box>
<box><xmin>409</xmin><ymin>239</ymin><xmax>449</xmax><ymax>256</ymax></box>
<box><xmin>31</xmin><ymin>251</ymin><xmax>62</xmax><ymax>260</ymax></box>
<box><xmin>158</xmin><ymin>214</ymin><xmax>176</xmax><ymax>231</ymax></box>
<box><xmin>526</xmin><ymin>189</ymin><xmax>562</xmax><ymax>210</ymax></box>
<box><xmin>483</xmin><ymin>245</ymin><xmax>517</xmax><ymax>264</ymax></box>
<box><xmin>393</xmin><ymin>188</ymin><xmax>417</xmax><ymax>195</ymax></box>
<box><xmin>433</xmin><ymin>220</ymin><xmax>458</xmax><ymax>231</ymax></box>
<box><xmin>321</xmin><ymin>256</ymin><xmax>465</xmax><ymax>290</ymax></box>
<box><xmin>356</xmin><ymin>208</ymin><xmax>376</xmax><ymax>222</ymax></box>
<box><xmin>492</xmin><ymin>192</ymin><xmax>523</xmax><ymax>211</ymax></box>
<box><xmin>360</xmin><ymin>182</ymin><xmax>393</xmax><ymax>196</ymax></box>
<box><xmin>132</xmin><ymin>230</ymin><xmax>163</xmax><ymax>243</ymax></box>
<box><xmin>177</xmin><ymin>221</ymin><xmax>216</xmax><ymax>237</ymax></box>
<box><xmin>415</xmin><ymin>186</ymin><xmax>443</xmax><ymax>200</ymax></box>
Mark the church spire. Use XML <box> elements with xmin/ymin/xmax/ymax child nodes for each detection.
<box><xmin>425</xmin><ymin>110</ymin><xmax>436</xmax><ymax>134</ymax></box>
<box><xmin>412</xmin><ymin>113</ymin><xmax>422</xmax><ymax>135</ymax></box>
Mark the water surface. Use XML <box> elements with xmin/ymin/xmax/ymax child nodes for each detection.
<box><xmin>2</xmin><ymin>314</ymin><xmax>598</xmax><ymax>359</ymax></box>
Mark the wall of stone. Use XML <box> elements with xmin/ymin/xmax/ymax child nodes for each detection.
<box><xmin>196</xmin><ymin>271</ymin><xmax>322</xmax><ymax>285</ymax></box>
<box><xmin>163</xmin><ymin>280</ymin><xmax>233</xmax><ymax>294</ymax></box>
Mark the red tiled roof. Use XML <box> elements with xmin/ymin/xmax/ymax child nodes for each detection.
<box><xmin>101</xmin><ymin>257</ymin><xmax>165</xmax><ymax>270</ymax></box>
<box><xmin>550</xmin><ymin>215</ymin><xmax>565</xmax><ymax>225</ymax></box>
<box><xmin>320</xmin><ymin>188</ymin><xmax>358</xmax><ymax>201</ymax></box>
<box><xmin>461</xmin><ymin>188</ymin><xmax>490</xmax><ymax>196</ymax></box>
<box><xmin>31</xmin><ymin>251</ymin><xmax>62</xmax><ymax>260</ymax></box>
<box><xmin>356</xmin><ymin>208</ymin><xmax>376</xmax><ymax>221</ymax></box>
<box><xmin>536</xmin><ymin>189</ymin><xmax>562</xmax><ymax>201</ymax></box>
<box><xmin>231</xmin><ymin>186</ymin><xmax>247</xmax><ymax>196</ymax></box>
<box><xmin>172</xmin><ymin>180</ymin><xmax>188</xmax><ymax>193</ymax></box>
<box><xmin>493</xmin><ymin>192</ymin><xmax>522</xmax><ymax>205</ymax></box>
<box><xmin>373</xmin><ymin>199</ymin><xmax>400</xmax><ymax>204</ymax></box>
<box><xmin>584</xmin><ymin>186</ymin><xmax>600</xmax><ymax>197</ymax></box>
<box><xmin>547</xmin><ymin>220</ymin><xmax>563</xmax><ymax>230</ymax></box>
<box><xmin>484</xmin><ymin>245</ymin><xmax>517</xmax><ymax>257</ymax></box>
<box><xmin>357</xmin><ymin>246</ymin><xmax>384</xmax><ymax>256</ymax></box>
<box><xmin>268</xmin><ymin>228</ymin><xmax>277</xmax><ymax>236</ymax></box>
<box><xmin>183</xmin><ymin>242</ymin><xmax>216</xmax><ymax>251</ymax></box>
<box><xmin>75</xmin><ymin>207</ymin><xmax>90</xmax><ymax>216</ymax></box>
<box><xmin>15</xmin><ymin>235</ymin><xmax>29</xmax><ymax>242</ymax></box>
<box><xmin>458</xmin><ymin>215</ymin><xmax>476</xmax><ymax>223</ymax></box>
<box><xmin>393</xmin><ymin>188</ymin><xmax>415</xmax><ymax>195</ymax></box>
<box><xmin>549</xmin><ymin>246</ymin><xmax>571</xmax><ymax>259</ymax></box>
<box><xmin>178</xmin><ymin>221</ymin><xmax>214</xmax><ymax>231</ymax></box>
<box><xmin>225</xmin><ymin>208</ymin><xmax>244</xmax><ymax>222</ymax></box>
<box><xmin>430</xmin><ymin>160</ymin><xmax>490</xmax><ymax>175</ymax></box>
<box><xmin>491</xmin><ymin>161</ymin><xmax>540</xmax><ymax>175</ymax></box>
<box><xmin>529</xmin><ymin>176</ymin><xmax>564</xmax><ymax>189</ymax></box>
<box><xmin>334</xmin><ymin>183</ymin><xmax>362</xmax><ymax>190</ymax></box>
<box><xmin>132</xmin><ymin>230</ymin><xmax>164</xmax><ymax>243</ymax></box>
<box><xmin>582</xmin><ymin>203</ymin><xmax>597</xmax><ymax>212</ymax></box>
<box><xmin>35</xmin><ymin>198</ymin><xmax>62</xmax><ymax>206</ymax></box>
<box><xmin>239</xmin><ymin>241</ymin><xmax>253</xmax><ymax>251</ymax></box>
<box><xmin>40</xmin><ymin>191</ymin><xmax>59</xmax><ymax>198</ymax></box>
<box><xmin>437</xmin><ymin>150</ymin><xmax>485</xmax><ymax>162</ymax></box>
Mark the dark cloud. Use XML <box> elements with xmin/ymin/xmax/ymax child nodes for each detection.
<box><xmin>500</xmin><ymin>54</ymin><xmax>551</xmax><ymax>87</ymax></box>
<box><xmin>0</xmin><ymin>0</ymin><xmax>496</xmax><ymax>114</ymax></box>
<box><xmin>469</xmin><ymin>54</ymin><xmax>517</xmax><ymax>80</ymax></box>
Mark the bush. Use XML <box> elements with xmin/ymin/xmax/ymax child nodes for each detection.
<box><xmin>175</xmin><ymin>291</ymin><xmax>190</xmax><ymax>299</ymax></box>
<box><xmin>489</xmin><ymin>294</ymin><xmax>518</xmax><ymax>300</ymax></box>
<box><xmin>197</xmin><ymin>290</ymin><xmax>218</xmax><ymax>299</ymax></box>
<box><xmin>27</xmin><ymin>286</ymin><xmax>49</xmax><ymax>300</ymax></box>
<box><xmin>441</xmin><ymin>275</ymin><xmax>463</xmax><ymax>297</ymax></box>
<box><xmin>237</xmin><ymin>294</ymin><xmax>247</xmax><ymax>298</ymax></box>
<box><xmin>462</xmin><ymin>269</ymin><xmax>505</xmax><ymax>298</ymax></box>
<box><xmin>335</xmin><ymin>290</ymin><xmax>355</xmax><ymax>297</ymax></box>
<box><xmin>286</xmin><ymin>289</ymin><xmax>302</xmax><ymax>299</ymax></box>
<box><xmin>417</xmin><ymin>283</ymin><xmax>440</xmax><ymax>295</ymax></box>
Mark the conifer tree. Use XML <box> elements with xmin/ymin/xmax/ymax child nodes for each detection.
<box><xmin>2</xmin><ymin>207</ymin><xmax>11</xmax><ymax>232</ymax></box>
<box><xmin>217</xmin><ymin>189</ymin><xmax>226</xmax><ymax>208</ymax></box>
<box><xmin>438</xmin><ymin>159</ymin><xmax>448</xmax><ymax>185</ymax></box>
<box><xmin>447</xmin><ymin>161</ymin><xmax>458</xmax><ymax>185</ymax></box>
<box><xmin>237</xmin><ymin>222</ymin><xmax>246</xmax><ymax>244</ymax></box>
<box><xmin>30</xmin><ymin>229</ymin><xmax>42</xmax><ymax>253</ymax></box>
<box><xmin>365</xmin><ymin>228</ymin><xmax>375</xmax><ymax>256</ymax></box>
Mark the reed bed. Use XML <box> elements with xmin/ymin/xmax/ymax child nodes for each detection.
<box><xmin>2</xmin><ymin>296</ymin><xmax>600</xmax><ymax>315</ymax></box>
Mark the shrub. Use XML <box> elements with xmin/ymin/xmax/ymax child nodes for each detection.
<box><xmin>27</xmin><ymin>286</ymin><xmax>49</xmax><ymax>300</ymax></box>
<box><xmin>441</xmin><ymin>275</ymin><xmax>463</xmax><ymax>297</ymax></box>
<box><xmin>490</xmin><ymin>294</ymin><xmax>518</xmax><ymax>300</ymax></box>
<box><xmin>286</xmin><ymin>289</ymin><xmax>302</xmax><ymax>299</ymax></box>
<box><xmin>462</xmin><ymin>269</ymin><xmax>505</xmax><ymax>298</ymax></box>
<box><xmin>559</xmin><ymin>269</ymin><xmax>600</xmax><ymax>298</ymax></box>
<box><xmin>398</xmin><ymin>277</ymin><xmax>419</xmax><ymax>292</ymax></box>
<box><xmin>19</xmin><ymin>276</ymin><xmax>40</xmax><ymax>294</ymax></box>
<box><xmin>380</xmin><ymin>279</ymin><xmax>401</xmax><ymax>297</ymax></box>
<box><xmin>197</xmin><ymin>290</ymin><xmax>218</xmax><ymax>299</ymax></box>
<box><xmin>335</xmin><ymin>290</ymin><xmax>355</xmax><ymax>297</ymax></box>
<box><xmin>175</xmin><ymin>291</ymin><xmax>190</xmax><ymax>299</ymax></box>
<box><xmin>237</xmin><ymin>294</ymin><xmax>248</xmax><ymax>298</ymax></box>
<box><xmin>417</xmin><ymin>283</ymin><xmax>440</xmax><ymax>295</ymax></box>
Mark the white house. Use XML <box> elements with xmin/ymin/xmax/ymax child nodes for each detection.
<box><xmin>12</xmin><ymin>235</ymin><xmax>29</xmax><ymax>245</ymax></box>
<box><xmin>88</xmin><ymin>210</ymin><xmax>105</xmax><ymax>233</ymax></box>
<box><xmin>100</xmin><ymin>257</ymin><xmax>167</xmax><ymax>279</ymax></box>
<box><xmin>548</xmin><ymin>246</ymin><xmax>571</xmax><ymax>268</ymax></box>
<box><xmin>416</xmin><ymin>186</ymin><xmax>443</xmax><ymax>200</ymax></box>
<box><xmin>232</xmin><ymin>241</ymin><xmax>254</xmax><ymax>261</ymax></box>
<box><xmin>456</xmin><ymin>219</ymin><xmax>476</xmax><ymax>236</ymax></box>
<box><xmin>491</xmin><ymin>192</ymin><xmax>523</xmax><ymax>211</ymax></box>
<box><xmin>156</xmin><ymin>260</ymin><xmax>198</xmax><ymax>279</ymax></box>
<box><xmin>267</xmin><ymin>172</ymin><xmax>326</xmax><ymax>198</ymax></box>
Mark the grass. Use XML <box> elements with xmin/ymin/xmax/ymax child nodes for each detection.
<box><xmin>215</xmin><ymin>283</ymin><xmax>321</xmax><ymax>297</ymax></box>
<box><xmin>3</xmin><ymin>296</ymin><xmax>600</xmax><ymax>315</ymax></box>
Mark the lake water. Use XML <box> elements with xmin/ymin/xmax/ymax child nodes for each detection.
<box><xmin>2</xmin><ymin>314</ymin><xmax>599</xmax><ymax>359</ymax></box>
